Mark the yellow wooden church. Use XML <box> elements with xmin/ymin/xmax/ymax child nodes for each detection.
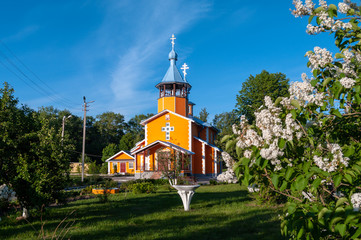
<box><xmin>128</xmin><ymin>35</ymin><xmax>222</xmax><ymax>179</ymax></box>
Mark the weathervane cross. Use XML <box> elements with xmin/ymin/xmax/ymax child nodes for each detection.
<box><xmin>170</xmin><ymin>34</ymin><xmax>176</xmax><ymax>49</ymax></box>
<box><xmin>181</xmin><ymin>63</ymin><xmax>189</xmax><ymax>79</ymax></box>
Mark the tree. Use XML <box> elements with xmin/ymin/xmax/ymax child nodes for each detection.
<box><xmin>235</xmin><ymin>70</ymin><xmax>289</xmax><ymax>123</ymax></box>
<box><xmin>118</xmin><ymin>133</ymin><xmax>135</xmax><ymax>151</ymax></box>
<box><xmin>197</xmin><ymin>107</ymin><xmax>209</xmax><ymax>122</ymax></box>
<box><xmin>211</xmin><ymin>110</ymin><xmax>239</xmax><ymax>156</ymax></box>
<box><xmin>94</xmin><ymin>112</ymin><xmax>126</xmax><ymax>146</ymax></box>
<box><xmin>225</xmin><ymin>1</ymin><xmax>361</xmax><ymax>238</ymax></box>
<box><xmin>101</xmin><ymin>143</ymin><xmax>119</xmax><ymax>162</ymax></box>
<box><xmin>0</xmin><ymin>83</ymin><xmax>72</xmax><ymax>217</ymax></box>
<box><xmin>126</xmin><ymin>113</ymin><xmax>153</xmax><ymax>144</ymax></box>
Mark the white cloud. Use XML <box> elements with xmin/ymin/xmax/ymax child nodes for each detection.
<box><xmin>106</xmin><ymin>0</ymin><xmax>211</xmax><ymax>117</ymax></box>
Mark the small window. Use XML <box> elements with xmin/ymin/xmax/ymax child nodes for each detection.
<box><xmin>170</xmin><ymin>127</ymin><xmax>174</xmax><ymax>131</ymax></box>
<box><xmin>162</xmin><ymin>127</ymin><xmax>165</xmax><ymax>131</ymax></box>
<box><xmin>166</xmin><ymin>132</ymin><xmax>170</xmax><ymax>135</ymax></box>
<box><xmin>166</xmin><ymin>122</ymin><xmax>170</xmax><ymax>126</ymax></box>
<box><xmin>165</xmin><ymin>114</ymin><xmax>170</xmax><ymax>120</ymax></box>
<box><xmin>166</xmin><ymin>136</ymin><xmax>170</xmax><ymax>140</ymax></box>
<box><xmin>129</xmin><ymin>162</ymin><xmax>134</xmax><ymax>169</ymax></box>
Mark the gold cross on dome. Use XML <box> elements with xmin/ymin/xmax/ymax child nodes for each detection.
<box><xmin>170</xmin><ymin>34</ymin><xmax>176</xmax><ymax>49</ymax></box>
<box><xmin>181</xmin><ymin>63</ymin><xmax>189</xmax><ymax>79</ymax></box>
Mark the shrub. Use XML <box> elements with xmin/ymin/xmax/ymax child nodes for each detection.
<box><xmin>87</xmin><ymin>162</ymin><xmax>100</xmax><ymax>174</ymax></box>
<box><xmin>128</xmin><ymin>182</ymin><xmax>157</xmax><ymax>194</ymax></box>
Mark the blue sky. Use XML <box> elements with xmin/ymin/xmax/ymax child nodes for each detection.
<box><xmin>0</xmin><ymin>0</ymin><xmax>340</xmax><ymax>120</ymax></box>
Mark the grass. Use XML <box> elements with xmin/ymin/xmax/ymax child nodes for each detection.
<box><xmin>0</xmin><ymin>184</ymin><xmax>283</xmax><ymax>240</ymax></box>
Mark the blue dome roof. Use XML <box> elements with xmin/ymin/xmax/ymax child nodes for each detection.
<box><xmin>168</xmin><ymin>49</ymin><xmax>177</xmax><ymax>60</ymax></box>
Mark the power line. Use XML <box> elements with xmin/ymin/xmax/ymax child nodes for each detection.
<box><xmin>0</xmin><ymin>40</ymin><xmax>81</xmax><ymax>110</ymax></box>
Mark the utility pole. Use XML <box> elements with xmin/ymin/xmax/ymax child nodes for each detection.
<box><xmin>81</xmin><ymin>96</ymin><xmax>94</xmax><ymax>182</ymax></box>
<box><xmin>61</xmin><ymin>115</ymin><xmax>72</xmax><ymax>145</ymax></box>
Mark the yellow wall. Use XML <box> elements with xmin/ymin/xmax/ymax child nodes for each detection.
<box><xmin>146</xmin><ymin>112</ymin><xmax>190</xmax><ymax>150</ymax></box>
<box><xmin>158</xmin><ymin>97</ymin><xmax>187</xmax><ymax>116</ymax></box>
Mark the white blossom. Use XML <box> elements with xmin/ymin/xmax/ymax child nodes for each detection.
<box><xmin>247</xmin><ymin>184</ymin><xmax>260</xmax><ymax>193</ymax></box>
<box><xmin>306</xmin><ymin>47</ymin><xmax>333</xmax><ymax>71</ymax></box>
<box><xmin>217</xmin><ymin>152</ymin><xmax>238</xmax><ymax>183</ymax></box>
<box><xmin>313</xmin><ymin>144</ymin><xmax>349</xmax><ymax>172</ymax></box>
<box><xmin>340</xmin><ymin>77</ymin><xmax>356</xmax><ymax>88</ymax></box>
<box><xmin>289</xmin><ymin>80</ymin><xmax>324</xmax><ymax>106</ymax></box>
<box><xmin>338</xmin><ymin>2</ymin><xmax>350</xmax><ymax>14</ymax></box>
<box><xmin>319</xmin><ymin>0</ymin><xmax>327</xmax><ymax>8</ymax></box>
<box><xmin>292</xmin><ymin>0</ymin><xmax>312</xmax><ymax>17</ymax></box>
<box><xmin>351</xmin><ymin>193</ymin><xmax>361</xmax><ymax>211</ymax></box>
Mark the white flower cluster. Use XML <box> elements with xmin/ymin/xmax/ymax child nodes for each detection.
<box><xmin>292</xmin><ymin>0</ymin><xmax>352</xmax><ymax>34</ymax></box>
<box><xmin>313</xmin><ymin>143</ymin><xmax>349</xmax><ymax>172</ymax></box>
<box><xmin>0</xmin><ymin>184</ymin><xmax>17</xmax><ymax>202</ymax></box>
<box><xmin>292</xmin><ymin>0</ymin><xmax>313</xmax><ymax>17</ymax></box>
<box><xmin>217</xmin><ymin>152</ymin><xmax>238</xmax><ymax>183</ymax></box>
<box><xmin>235</xmin><ymin>96</ymin><xmax>304</xmax><ymax>171</ymax></box>
<box><xmin>288</xmin><ymin>79</ymin><xmax>324</xmax><ymax>107</ymax></box>
<box><xmin>247</xmin><ymin>184</ymin><xmax>260</xmax><ymax>193</ymax></box>
<box><xmin>340</xmin><ymin>49</ymin><xmax>357</xmax><ymax>77</ymax></box>
<box><xmin>306</xmin><ymin>47</ymin><xmax>334</xmax><ymax>71</ymax></box>
<box><xmin>340</xmin><ymin>77</ymin><xmax>356</xmax><ymax>88</ymax></box>
<box><xmin>338</xmin><ymin>2</ymin><xmax>350</xmax><ymax>14</ymax></box>
<box><xmin>351</xmin><ymin>193</ymin><xmax>361</xmax><ymax>211</ymax></box>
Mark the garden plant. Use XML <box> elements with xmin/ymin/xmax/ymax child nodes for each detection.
<box><xmin>224</xmin><ymin>0</ymin><xmax>361</xmax><ymax>238</ymax></box>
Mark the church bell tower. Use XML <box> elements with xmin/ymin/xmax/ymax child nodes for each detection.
<box><xmin>156</xmin><ymin>35</ymin><xmax>192</xmax><ymax>117</ymax></box>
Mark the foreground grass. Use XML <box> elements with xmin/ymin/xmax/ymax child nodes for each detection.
<box><xmin>0</xmin><ymin>184</ymin><xmax>283</xmax><ymax>240</ymax></box>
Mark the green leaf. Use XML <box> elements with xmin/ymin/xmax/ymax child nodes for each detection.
<box><xmin>344</xmin><ymin>174</ymin><xmax>353</xmax><ymax>184</ymax></box>
<box><xmin>297</xmin><ymin>226</ymin><xmax>305</xmax><ymax>239</ymax></box>
<box><xmin>280</xmin><ymin>181</ymin><xmax>288</xmax><ymax>191</ymax></box>
<box><xmin>288</xmin><ymin>202</ymin><xmax>297</xmax><ymax>214</ymax></box>
<box><xmin>225</xmin><ymin>139</ymin><xmax>236</xmax><ymax>152</ymax></box>
<box><xmin>344</xmin><ymin>146</ymin><xmax>355</xmax><ymax>157</ymax></box>
<box><xmin>291</xmin><ymin>109</ymin><xmax>297</xmax><ymax>119</ymax></box>
<box><xmin>278</xmin><ymin>138</ymin><xmax>286</xmax><ymax>149</ymax></box>
<box><xmin>335</xmin><ymin>223</ymin><xmax>346</xmax><ymax>237</ymax></box>
<box><xmin>310</xmin><ymin>79</ymin><xmax>318</xmax><ymax>87</ymax></box>
<box><xmin>308</xmin><ymin>15</ymin><xmax>314</xmax><ymax>24</ymax></box>
<box><xmin>274</xmin><ymin>97</ymin><xmax>283</xmax><ymax>106</ymax></box>
<box><xmin>312</xmin><ymin>178</ymin><xmax>322</xmax><ymax>189</ymax></box>
<box><xmin>221</xmin><ymin>135</ymin><xmax>231</xmax><ymax>143</ymax></box>
<box><xmin>318</xmin><ymin>207</ymin><xmax>329</xmax><ymax>224</ymax></box>
<box><xmin>334</xmin><ymin>174</ymin><xmax>342</xmax><ymax>187</ymax></box>
<box><xmin>355</xmin><ymin>85</ymin><xmax>361</xmax><ymax>93</ymax></box>
<box><xmin>295</xmin><ymin>175</ymin><xmax>307</xmax><ymax>191</ymax></box>
<box><xmin>330</xmin><ymin>108</ymin><xmax>342</xmax><ymax>118</ymax></box>
<box><xmin>328</xmin><ymin>4</ymin><xmax>337</xmax><ymax>11</ymax></box>
<box><xmin>351</xmin><ymin>223</ymin><xmax>361</xmax><ymax>239</ymax></box>
<box><xmin>291</xmin><ymin>99</ymin><xmax>301</xmax><ymax>109</ymax></box>
<box><xmin>323</xmin><ymin>77</ymin><xmax>332</xmax><ymax>87</ymax></box>
<box><xmin>314</xmin><ymin>6</ymin><xmax>324</xmax><ymax>14</ymax></box>
<box><xmin>335</xmin><ymin>53</ymin><xmax>345</xmax><ymax>59</ymax></box>
<box><xmin>236</xmin><ymin>146</ymin><xmax>242</xmax><ymax>158</ymax></box>
<box><xmin>285</xmin><ymin>168</ymin><xmax>294</xmax><ymax>181</ymax></box>
<box><xmin>271</xmin><ymin>174</ymin><xmax>279</xmax><ymax>189</ymax></box>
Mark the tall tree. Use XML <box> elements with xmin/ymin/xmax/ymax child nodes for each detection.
<box><xmin>235</xmin><ymin>70</ymin><xmax>289</xmax><ymax>123</ymax></box>
<box><xmin>197</xmin><ymin>107</ymin><xmax>209</xmax><ymax>122</ymax></box>
<box><xmin>101</xmin><ymin>143</ymin><xmax>119</xmax><ymax>162</ymax></box>
<box><xmin>0</xmin><ymin>83</ymin><xmax>73</xmax><ymax>217</ymax></box>
<box><xmin>118</xmin><ymin>133</ymin><xmax>135</xmax><ymax>151</ymax></box>
<box><xmin>212</xmin><ymin>110</ymin><xmax>239</xmax><ymax>150</ymax></box>
<box><xmin>94</xmin><ymin>112</ymin><xmax>126</xmax><ymax>146</ymax></box>
<box><xmin>126</xmin><ymin>113</ymin><xmax>153</xmax><ymax>144</ymax></box>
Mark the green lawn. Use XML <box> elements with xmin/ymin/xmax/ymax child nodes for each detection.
<box><xmin>0</xmin><ymin>184</ymin><xmax>283</xmax><ymax>240</ymax></box>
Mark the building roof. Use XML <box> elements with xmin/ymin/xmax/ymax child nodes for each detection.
<box><xmin>156</xmin><ymin>36</ymin><xmax>191</xmax><ymax>89</ymax></box>
<box><xmin>131</xmin><ymin>140</ymin><xmax>195</xmax><ymax>155</ymax></box>
<box><xmin>105</xmin><ymin>150</ymin><xmax>134</xmax><ymax>162</ymax></box>
<box><xmin>193</xmin><ymin>136</ymin><xmax>222</xmax><ymax>152</ymax></box>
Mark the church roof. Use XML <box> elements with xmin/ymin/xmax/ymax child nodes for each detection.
<box><xmin>131</xmin><ymin>140</ymin><xmax>195</xmax><ymax>155</ymax></box>
<box><xmin>156</xmin><ymin>35</ymin><xmax>191</xmax><ymax>88</ymax></box>
<box><xmin>105</xmin><ymin>150</ymin><xmax>134</xmax><ymax>162</ymax></box>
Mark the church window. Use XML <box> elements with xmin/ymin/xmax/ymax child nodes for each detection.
<box><xmin>166</xmin><ymin>114</ymin><xmax>170</xmax><ymax>120</ymax></box>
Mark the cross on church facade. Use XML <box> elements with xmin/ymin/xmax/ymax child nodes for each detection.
<box><xmin>161</xmin><ymin>122</ymin><xmax>174</xmax><ymax>140</ymax></box>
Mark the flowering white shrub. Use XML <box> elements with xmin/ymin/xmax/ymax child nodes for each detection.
<box><xmin>224</xmin><ymin>1</ymin><xmax>361</xmax><ymax>238</ymax></box>
<box><xmin>216</xmin><ymin>152</ymin><xmax>238</xmax><ymax>183</ymax></box>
